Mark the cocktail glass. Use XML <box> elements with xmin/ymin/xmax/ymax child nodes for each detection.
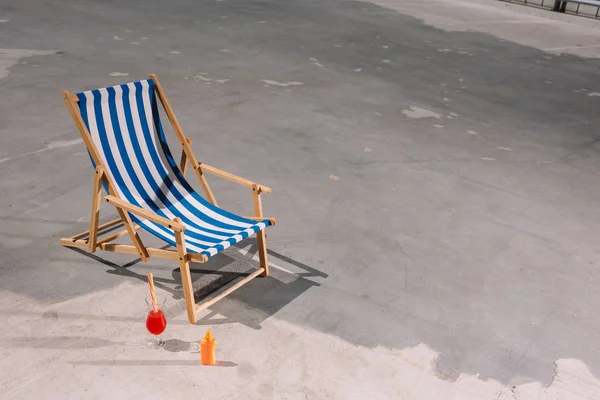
<box><xmin>145</xmin><ymin>295</ymin><xmax>167</xmax><ymax>348</ymax></box>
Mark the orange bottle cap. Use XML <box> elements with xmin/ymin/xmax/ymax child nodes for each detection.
<box><xmin>202</xmin><ymin>329</ymin><xmax>215</xmax><ymax>343</ymax></box>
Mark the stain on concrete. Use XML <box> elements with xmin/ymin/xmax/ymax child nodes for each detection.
<box><xmin>0</xmin><ymin>139</ymin><xmax>83</xmax><ymax>164</ymax></box>
<box><xmin>310</xmin><ymin>57</ymin><xmax>323</xmax><ymax>67</ymax></box>
<box><xmin>193</xmin><ymin>74</ymin><xmax>229</xmax><ymax>83</ymax></box>
<box><xmin>0</xmin><ymin>49</ymin><xmax>56</xmax><ymax>79</ymax></box>
<box><xmin>403</xmin><ymin>106</ymin><xmax>442</xmax><ymax>119</ymax></box>
<box><xmin>260</xmin><ymin>79</ymin><xmax>304</xmax><ymax>87</ymax></box>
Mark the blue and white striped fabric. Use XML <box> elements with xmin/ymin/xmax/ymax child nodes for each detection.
<box><xmin>76</xmin><ymin>78</ymin><xmax>270</xmax><ymax>259</ymax></box>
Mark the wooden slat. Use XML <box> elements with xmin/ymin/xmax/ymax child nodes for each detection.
<box><xmin>186</xmin><ymin>138</ymin><xmax>218</xmax><ymax>206</ymax></box>
<box><xmin>105</xmin><ymin>243</ymin><xmax>174</xmax><ymax>259</ymax></box>
<box><xmin>192</xmin><ymin>253</ymin><xmax>209</xmax><ymax>263</ymax></box>
<box><xmin>61</xmin><ymin>239</ymin><xmax>178</xmax><ymax>259</ymax></box>
<box><xmin>174</xmin><ymin>218</ymin><xmax>197</xmax><ymax>324</ymax></box>
<box><xmin>105</xmin><ymin>195</ymin><xmax>185</xmax><ymax>231</ymax></box>
<box><xmin>69</xmin><ymin>232</ymin><xmax>90</xmax><ymax>241</ymax></box>
<box><xmin>195</xmin><ymin>268</ymin><xmax>265</xmax><ymax>314</ymax></box>
<box><xmin>88</xmin><ymin>166</ymin><xmax>105</xmax><ymax>252</ymax></box>
<box><xmin>61</xmin><ymin>238</ymin><xmax>207</xmax><ymax>262</ymax></box>
<box><xmin>199</xmin><ymin>163</ymin><xmax>272</xmax><ymax>194</ymax></box>
<box><xmin>252</xmin><ymin>184</ymin><xmax>269</xmax><ymax>277</ymax></box>
<box><xmin>60</xmin><ymin>238</ymin><xmax>83</xmax><ymax>247</ymax></box>
<box><xmin>97</xmin><ymin>218</ymin><xmax>124</xmax><ymax>232</ymax></box>
<box><xmin>62</xmin><ymin>91</ymin><xmax>104</xmax><ymax>171</ymax></box>
<box><xmin>179</xmin><ymin>137</ymin><xmax>190</xmax><ymax>176</ymax></box>
<box><xmin>180</xmin><ymin>148</ymin><xmax>188</xmax><ymax>176</ymax></box>
<box><xmin>195</xmin><ymin>165</ymin><xmax>218</xmax><ymax>206</ymax></box>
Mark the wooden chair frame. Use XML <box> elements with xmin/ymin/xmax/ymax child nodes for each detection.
<box><xmin>60</xmin><ymin>74</ymin><xmax>276</xmax><ymax>324</ymax></box>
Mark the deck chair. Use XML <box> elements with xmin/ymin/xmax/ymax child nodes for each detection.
<box><xmin>60</xmin><ymin>74</ymin><xmax>275</xmax><ymax>324</ymax></box>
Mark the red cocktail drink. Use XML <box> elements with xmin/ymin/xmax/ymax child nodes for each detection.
<box><xmin>146</xmin><ymin>309</ymin><xmax>167</xmax><ymax>336</ymax></box>
<box><xmin>145</xmin><ymin>295</ymin><xmax>167</xmax><ymax>348</ymax></box>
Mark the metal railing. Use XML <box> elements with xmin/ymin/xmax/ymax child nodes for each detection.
<box><xmin>499</xmin><ymin>0</ymin><xmax>600</xmax><ymax>18</ymax></box>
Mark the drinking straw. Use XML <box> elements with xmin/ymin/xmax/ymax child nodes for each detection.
<box><xmin>147</xmin><ymin>273</ymin><xmax>158</xmax><ymax>312</ymax></box>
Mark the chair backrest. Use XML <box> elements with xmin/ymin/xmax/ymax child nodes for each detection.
<box><xmin>75</xmin><ymin>78</ymin><xmax>254</xmax><ymax>243</ymax></box>
<box><xmin>76</xmin><ymin>78</ymin><xmax>185</xmax><ymax>206</ymax></box>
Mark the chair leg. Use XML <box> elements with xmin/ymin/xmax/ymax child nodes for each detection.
<box><xmin>179</xmin><ymin>256</ymin><xmax>197</xmax><ymax>324</ymax></box>
<box><xmin>88</xmin><ymin>166</ymin><xmax>104</xmax><ymax>253</ymax></box>
<box><xmin>173</xmin><ymin>218</ymin><xmax>197</xmax><ymax>324</ymax></box>
<box><xmin>256</xmin><ymin>230</ymin><xmax>269</xmax><ymax>277</ymax></box>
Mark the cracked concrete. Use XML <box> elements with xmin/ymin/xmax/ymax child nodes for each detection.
<box><xmin>1</xmin><ymin>0</ymin><xmax>600</xmax><ymax>397</ymax></box>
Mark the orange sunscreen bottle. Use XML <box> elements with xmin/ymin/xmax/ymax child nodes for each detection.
<box><xmin>201</xmin><ymin>330</ymin><xmax>216</xmax><ymax>365</ymax></box>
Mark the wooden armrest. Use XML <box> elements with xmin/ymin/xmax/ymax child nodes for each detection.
<box><xmin>104</xmin><ymin>195</ymin><xmax>186</xmax><ymax>232</ymax></box>
<box><xmin>197</xmin><ymin>162</ymin><xmax>272</xmax><ymax>194</ymax></box>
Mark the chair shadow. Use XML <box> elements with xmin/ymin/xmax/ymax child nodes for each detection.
<box><xmin>66</xmin><ymin>238</ymin><xmax>328</xmax><ymax>330</ymax></box>
<box><xmin>190</xmin><ymin>240</ymin><xmax>328</xmax><ymax>329</ymax></box>
<box><xmin>69</xmin><ymin>245</ymin><xmax>179</xmax><ymax>296</ymax></box>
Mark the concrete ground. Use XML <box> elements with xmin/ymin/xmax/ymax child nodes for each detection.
<box><xmin>1</xmin><ymin>0</ymin><xmax>600</xmax><ymax>398</ymax></box>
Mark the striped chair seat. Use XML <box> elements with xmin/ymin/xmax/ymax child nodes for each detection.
<box><xmin>76</xmin><ymin>78</ymin><xmax>270</xmax><ymax>259</ymax></box>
